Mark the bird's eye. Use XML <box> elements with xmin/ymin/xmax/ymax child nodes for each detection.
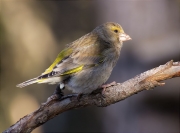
<box><xmin>114</xmin><ymin>29</ymin><xmax>118</xmax><ymax>33</ymax></box>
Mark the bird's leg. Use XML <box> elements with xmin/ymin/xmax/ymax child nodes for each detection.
<box><xmin>53</xmin><ymin>83</ymin><xmax>65</xmax><ymax>98</ymax></box>
<box><xmin>47</xmin><ymin>84</ymin><xmax>64</xmax><ymax>101</ymax></box>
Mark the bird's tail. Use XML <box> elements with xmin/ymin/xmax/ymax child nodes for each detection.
<box><xmin>16</xmin><ymin>77</ymin><xmax>38</xmax><ymax>88</ymax></box>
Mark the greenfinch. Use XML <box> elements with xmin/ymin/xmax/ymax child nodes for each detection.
<box><xmin>17</xmin><ymin>22</ymin><xmax>131</xmax><ymax>94</ymax></box>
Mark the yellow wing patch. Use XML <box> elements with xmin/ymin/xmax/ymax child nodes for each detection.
<box><xmin>60</xmin><ymin>65</ymin><xmax>84</xmax><ymax>76</ymax></box>
<box><xmin>37</xmin><ymin>79</ymin><xmax>46</xmax><ymax>83</ymax></box>
<box><xmin>42</xmin><ymin>48</ymin><xmax>73</xmax><ymax>75</ymax></box>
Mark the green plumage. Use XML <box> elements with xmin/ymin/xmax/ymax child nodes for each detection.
<box><xmin>42</xmin><ymin>48</ymin><xmax>73</xmax><ymax>75</ymax></box>
<box><xmin>16</xmin><ymin>22</ymin><xmax>131</xmax><ymax>94</ymax></box>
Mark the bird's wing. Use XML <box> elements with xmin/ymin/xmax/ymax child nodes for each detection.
<box><xmin>41</xmin><ymin>48</ymin><xmax>73</xmax><ymax>75</ymax></box>
<box><xmin>39</xmin><ymin>51</ymin><xmax>105</xmax><ymax>80</ymax></box>
<box><xmin>53</xmin><ymin>53</ymin><xmax>105</xmax><ymax>76</ymax></box>
<box><xmin>39</xmin><ymin>33</ymin><xmax>106</xmax><ymax>79</ymax></box>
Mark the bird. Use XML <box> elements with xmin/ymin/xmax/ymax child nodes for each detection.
<box><xmin>16</xmin><ymin>22</ymin><xmax>131</xmax><ymax>94</ymax></box>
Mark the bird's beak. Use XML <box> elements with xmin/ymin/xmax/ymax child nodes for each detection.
<box><xmin>119</xmin><ymin>33</ymin><xmax>131</xmax><ymax>42</ymax></box>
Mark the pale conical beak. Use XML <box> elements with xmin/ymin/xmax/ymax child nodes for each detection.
<box><xmin>119</xmin><ymin>33</ymin><xmax>131</xmax><ymax>42</ymax></box>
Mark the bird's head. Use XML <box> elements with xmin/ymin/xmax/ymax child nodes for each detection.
<box><xmin>94</xmin><ymin>22</ymin><xmax>131</xmax><ymax>44</ymax></box>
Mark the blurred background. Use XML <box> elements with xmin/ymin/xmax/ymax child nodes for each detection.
<box><xmin>0</xmin><ymin>0</ymin><xmax>180</xmax><ymax>132</ymax></box>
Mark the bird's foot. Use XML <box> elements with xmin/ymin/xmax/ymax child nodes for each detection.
<box><xmin>60</xmin><ymin>93</ymin><xmax>82</xmax><ymax>101</ymax></box>
<box><xmin>76</xmin><ymin>93</ymin><xmax>83</xmax><ymax>101</ymax></box>
<box><xmin>101</xmin><ymin>81</ymin><xmax>119</xmax><ymax>98</ymax></box>
<box><xmin>101</xmin><ymin>81</ymin><xmax>117</xmax><ymax>89</ymax></box>
<box><xmin>53</xmin><ymin>84</ymin><xmax>65</xmax><ymax>99</ymax></box>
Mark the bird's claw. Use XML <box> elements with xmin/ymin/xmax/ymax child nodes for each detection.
<box><xmin>101</xmin><ymin>81</ymin><xmax>118</xmax><ymax>98</ymax></box>
<box><xmin>76</xmin><ymin>93</ymin><xmax>83</xmax><ymax>101</ymax></box>
<box><xmin>101</xmin><ymin>81</ymin><xmax>117</xmax><ymax>89</ymax></box>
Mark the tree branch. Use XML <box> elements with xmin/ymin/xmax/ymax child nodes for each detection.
<box><xmin>3</xmin><ymin>60</ymin><xmax>180</xmax><ymax>133</ymax></box>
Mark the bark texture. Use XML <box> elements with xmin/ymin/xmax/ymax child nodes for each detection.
<box><xmin>3</xmin><ymin>60</ymin><xmax>180</xmax><ymax>133</ymax></box>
